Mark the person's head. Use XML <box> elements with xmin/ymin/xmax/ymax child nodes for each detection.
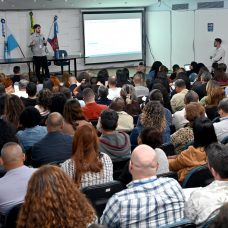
<box><xmin>0</xmin><ymin>119</ymin><xmax>18</xmax><ymax>153</ymax></box>
<box><xmin>109</xmin><ymin>97</ymin><xmax>125</xmax><ymax>111</ymax></box>
<box><xmin>190</xmin><ymin>61</ymin><xmax>197</xmax><ymax>72</ymax></box>
<box><xmin>218</xmin><ymin>63</ymin><xmax>227</xmax><ymax>72</ymax></box>
<box><xmin>172</xmin><ymin>64</ymin><xmax>180</xmax><ymax>73</ymax></box>
<box><xmin>26</xmin><ymin>82</ymin><xmax>37</xmax><ymax>97</ymax></box>
<box><xmin>0</xmin><ymin>93</ymin><xmax>7</xmax><ymax>116</ymax></box>
<box><xmin>136</xmin><ymin>61</ymin><xmax>146</xmax><ymax>73</ymax></box>
<box><xmin>46</xmin><ymin>112</ymin><xmax>64</xmax><ymax>132</ymax></box>
<box><xmin>50</xmin><ymin>92</ymin><xmax>67</xmax><ymax>115</ymax></box>
<box><xmin>129</xmin><ymin>144</ymin><xmax>158</xmax><ymax>180</ymax></box>
<box><xmin>116</xmin><ymin>69</ymin><xmax>129</xmax><ymax>87</ymax></box>
<box><xmin>59</xmin><ymin>86</ymin><xmax>72</xmax><ymax>99</ymax></box>
<box><xmin>19</xmin><ymin>79</ymin><xmax>29</xmax><ymax>91</ymax></box>
<box><xmin>193</xmin><ymin>117</ymin><xmax>217</xmax><ymax>148</ymax></box>
<box><xmin>63</xmin><ymin>99</ymin><xmax>86</xmax><ymax>130</ymax></box>
<box><xmin>72</xmin><ymin>125</ymin><xmax>102</xmax><ymax>187</ymax></box>
<box><xmin>17</xmin><ymin>165</ymin><xmax>96</xmax><ymax>228</ymax></box>
<box><xmin>13</xmin><ymin>66</ymin><xmax>20</xmax><ymax>74</ymax></box>
<box><xmin>19</xmin><ymin>106</ymin><xmax>41</xmax><ymax>128</ymax></box>
<box><xmin>0</xmin><ymin>83</ymin><xmax>5</xmax><ymax>94</ymax></box>
<box><xmin>33</xmin><ymin>24</ymin><xmax>41</xmax><ymax>33</ymax></box>
<box><xmin>141</xmin><ymin>101</ymin><xmax>166</xmax><ymax>132</ymax></box>
<box><xmin>98</xmin><ymin>85</ymin><xmax>108</xmax><ymax>99</ymax></box>
<box><xmin>120</xmin><ymin>84</ymin><xmax>137</xmax><ymax>104</ymax></box>
<box><xmin>29</xmin><ymin>76</ymin><xmax>38</xmax><ymax>85</ymax></box>
<box><xmin>37</xmin><ymin>88</ymin><xmax>52</xmax><ymax>110</ymax></box>
<box><xmin>133</xmin><ymin>72</ymin><xmax>144</xmax><ymax>86</ymax></box>
<box><xmin>150</xmin><ymin>61</ymin><xmax>162</xmax><ymax>73</ymax></box>
<box><xmin>5</xmin><ymin>94</ymin><xmax>24</xmax><ymax>128</ymax></box>
<box><xmin>108</xmin><ymin>76</ymin><xmax>117</xmax><ymax>88</ymax></box>
<box><xmin>214</xmin><ymin>38</ymin><xmax>222</xmax><ymax>48</ymax></box>
<box><xmin>148</xmin><ymin>89</ymin><xmax>164</xmax><ymax>104</ymax></box>
<box><xmin>218</xmin><ymin>98</ymin><xmax>228</xmax><ymax>118</ymax></box>
<box><xmin>1</xmin><ymin>142</ymin><xmax>25</xmax><ymax>171</ymax></box>
<box><xmin>213</xmin><ymin>64</ymin><xmax>228</xmax><ymax>82</ymax></box>
<box><xmin>201</xmin><ymin>71</ymin><xmax>212</xmax><ymax>83</ymax></box>
<box><xmin>68</xmin><ymin>75</ymin><xmax>77</xmax><ymax>85</ymax></box>
<box><xmin>97</xmin><ymin>69</ymin><xmax>109</xmax><ymax>85</ymax></box>
<box><xmin>159</xmin><ymin>65</ymin><xmax>168</xmax><ymax>74</ymax></box>
<box><xmin>184</xmin><ymin>90</ymin><xmax>199</xmax><ymax>105</ymax></box>
<box><xmin>138</xmin><ymin>127</ymin><xmax>163</xmax><ymax>149</ymax></box>
<box><xmin>206</xmin><ymin>143</ymin><xmax>228</xmax><ymax>180</ymax></box>
<box><xmin>185</xmin><ymin>102</ymin><xmax>205</xmax><ymax>126</ymax></box>
<box><xmin>50</xmin><ymin>75</ymin><xmax>61</xmax><ymax>93</ymax></box>
<box><xmin>43</xmin><ymin>78</ymin><xmax>54</xmax><ymax>90</ymax></box>
<box><xmin>77</xmin><ymin>71</ymin><xmax>91</xmax><ymax>83</ymax></box>
<box><xmin>175</xmin><ymin>79</ymin><xmax>186</xmax><ymax>93</ymax></box>
<box><xmin>100</xmin><ymin>109</ymin><xmax>118</xmax><ymax>131</ymax></box>
<box><xmin>82</xmin><ymin>88</ymin><xmax>95</xmax><ymax>103</ymax></box>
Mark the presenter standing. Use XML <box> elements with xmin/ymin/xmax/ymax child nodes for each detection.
<box><xmin>210</xmin><ymin>38</ymin><xmax>225</xmax><ymax>64</ymax></box>
<box><xmin>29</xmin><ymin>24</ymin><xmax>50</xmax><ymax>82</ymax></box>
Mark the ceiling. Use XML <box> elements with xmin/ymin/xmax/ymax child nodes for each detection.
<box><xmin>0</xmin><ymin>0</ymin><xmax>159</xmax><ymax>10</ymax></box>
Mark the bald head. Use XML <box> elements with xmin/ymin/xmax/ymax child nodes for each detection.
<box><xmin>46</xmin><ymin>112</ymin><xmax>64</xmax><ymax>132</ymax></box>
<box><xmin>130</xmin><ymin>144</ymin><xmax>158</xmax><ymax>180</ymax></box>
<box><xmin>1</xmin><ymin>142</ymin><xmax>25</xmax><ymax>170</ymax></box>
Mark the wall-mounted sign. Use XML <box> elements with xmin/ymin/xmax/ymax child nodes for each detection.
<box><xmin>208</xmin><ymin>23</ymin><xmax>214</xmax><ymax>32</ymax></box>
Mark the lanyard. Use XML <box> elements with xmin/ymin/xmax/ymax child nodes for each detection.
<box><xmin>132</xmin><ymin>177</ymin><xmax>158</xmax><ymax>187</ymax></box>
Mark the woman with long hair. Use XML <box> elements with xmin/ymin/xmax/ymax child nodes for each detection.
<box><xmin>17</xmin><ymin>165</ymin><xmax>96</xmax><ymax>228</ymax></box>
<box><xmin>61</xmin><ymin>124</ymin><xmax>113</xmax><ymax>188</ymax></box>
<box><xmin>62</xmin><ymin>99</ymin><xmax>89</xmax><ymax>136</ymax></box>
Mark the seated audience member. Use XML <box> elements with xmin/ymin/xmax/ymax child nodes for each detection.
<box><xmin>11</xmin><ymin>66</ymin><xmax>22</xmax><ymax>84</ymax></box>
<box><xmin>116</xmin><ymin>68</ymin><xmax>131</xmax><ymax>87</ymax></box>
<box><xmin>13</xmin><ymin>79</ymin><xmax>29</xmax><ymax>98</ymax></box>
<box><xmin>68</xmin><ymin>75</ymin><xmax>77</xmax><ymax>94</ymax></box>
<box><xmin>97</xmin><ymin>68</ymin><xmax>109</xmax><ymax>86</ymax></box>
<box><xmin>213</xmin><ymin>63</ymin><xmax>228</xmax><ymax>85</ymax></box>
<box><xmin>61</xmin><ymin>124</ymin><xmax>113</xmax><ymax>188</ymax></box>
<box><xmin>62</xmin><ymin>99</ymin><xmax>89</xmax><ymax>136</ymax></box>
<box><xmin>16</xmin><ymin>107</ymin><xmax>47</xmax><ymax>151</ymax></box>
<box><xmin>4</xmin><ymin>94</ymin><xmax>24</xmax><ymax>129</ymax></box>
<box><xmin>0</xmin><ymin>74</ymin><xmax>14</xmax><ymax>94</ymax></box>
<box><xmin>152</xmin><ymin>71</ymin><xmax>170</xmax><ymax>94</ymax></box>
<box><xmin>17</xmin><ymin>165</ymin><xmax>96</xmax><ymax>228</ymax></box>
<box><xmin>188</xmin><ymin>61</ymin><xmax>198</xmax><ymax>82</ymax></box>
<box><xmin>60</xmin><ymin>86</ymin><xmax>72</xmax><ymax>100</ymax></box>
<box><xmin>171</xmin><ymin>102</ymin><xmax>205</xmax><ymax>154</ymax></box>
<box><xmin>49</xmin><ymin>92</ymin><xmax>67</xmax><ymax>115</ymax></box>
<box><xmin>169</xmin><ymin>117</ymin><xmax>217</xmax><ymax>183</ymax></box>
<box><xmin>99</xmin><ymin>109</ymin><xmax>131</xmax><ymax>162</ymax></box>
<box><xmin>172</xmin><ymin>90</ymin><xmax>199</xmax><ymax>130</ymax></box>
<box><xmin>31</xmin><ymin>112</ymin><xmax>72</xmax><ymax>167</ymax></box>
<box><xmin>136</xmin><ymin>61</ymin><xmax>147</xmax><ymax>77</ymax></box>
<box><xmin>192</xmin><ymin>65</ymin><xmax>209</xmax><ymax>90</ymax></box>
<box><xmin>82</xmin><ymin>88</ymin><xmax>107</xmax><ymax>121</ymax></box>
<box><xmin>107</xmin><ymin>76</ymin><xmax>121</xmax><ymax>100</ymax></box>
<box><xmin>147</xmin><ymin>61</ymin><xmax>162</xmax><ymax>83</ymax></box>
<box><xmin>176</xmin><ymin>72</ymin><xmax>191</xmax><ymax>90</ymax></box>
<box><xmin>200</xmin><ymin>80</ymin><xmax>226</xmax><ymax>120</ymax></box>
<box><xmin>171</xmin><ymin>79</ymin><xmax>188</xmax><ymax>113</ymax></box>
<box><xmin>185</xmin><ymin>143</ymin><xmax>228</xmax><ymax>225</ymax></box>
<box><xmin>20</xmin><ymin>82</ymin><xmax>37</xmax><ymax>107</ymax></box>
<box><xmin>101</xmin><ymin>144</ymin><xmax>185</xmax><ymax>227</ymax></box>
<box><xmin>35</xmin><ymin>88</ymin><xmax>52</xmax><ymax>117</ymax></box>
<box><xmin>120</xmin><ymin>84</ymin><xmax>141</xmax><ymax>116</ymax></box>
<box><xmin>0</xmin><ymin>143</ymin><xmax>36</xmax><ymax>215</ymax></box>
<box><xmin>213</xmin><ymin>98</ymin><xmax>228</xmax><ymax>142</ymax></box>
<box><xmin>62</xmin><ymin>72</ymin><xmax>71</xmax><ymax>88</ymax></box>
<box><xmin>193</xmin><ymin>71</ymin><xmax>212</xmax><ymax>100</ymax></box>
<box><xmin>0</xmin><ymin>83</ymin><xmax>5</xmax><ymax>94</ymax></box>
<box><xmin>132</xmin><ymin>72</ymin><xmax>149</xmax><ymax>98</ymax></box>
<box><xmin>0</xmin><ymin>94</ymin><xmax>7</xmax><ymax>118</ymax></box>
<box><xmin>170</xmin><ymin>64</ymin><xmax>180</xmax><ymax>81</ymax></box>
<box><xmin>96</xmin><ymin>85</ymin><xmax>112</xmax><ymax>106</ymax></box>
<box><xmin>50</xmin><ymin>75</ymin><xmax>61</xmax><ymax>93</ymax></box>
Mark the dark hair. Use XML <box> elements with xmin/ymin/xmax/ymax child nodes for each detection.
<box><xmin>98</xmin><ymin>85</ymin><xmax>108</xmax><ymax>99</ymax></box>
<box><xmin>196</xmin><ymin>63</ymin><xmax>205</xmax><ymax>74</ymax></box>
<box><xmin>43</xmin><ymin>78</ymin><xmax>53</xmax><ymax>90</ymax></box>
<box><xmin>218</xmin><ymin>98</ymin><xmax>228</xmax><ymax>113</ymax></box>
<box><xmin>150</xmin><ymin>61</ymin><xmax>162</xmax><ymax>73</ymax></box>
<box><xmin>50</xmin><ymin>93</ymin><xmax>67</xmax><ymax>115</ymax></box>
<box><xmin>13</xmin><ymin>66</ymin><xmax>20</xmax><ymax>74</ymax></box>
<box><xmin>193</xmin><ymin>117</ymin><xmax>217</xmax><ymax>148</ymax></box>
<box><xmin>184</xmin><ymin>90</ymin><xmax>199</xmax><ymax>104</ymax></box>
<box><xmin>176</xmin><ymin>72</ymin><xmax>190</xmax><ymax>89</ymax></box>
<box><xmin>100</xmin><ymin>109</ymin><xmax>118</xmax><ymax>131</ymax></box>
<box><xmin>77</xmin><ymin>71</ymin><xmax>91</xmax><ymax>83</ymax></box>
<box><xmin>190</xmin><ymin>61</ymin><xmax>198</xmax><ymax>72</ymax></box>
<box><xmin>20</xmin><ymin>106</ymin><xmax>41</xmax><ymax>128</ymax></box>
<box><xmin>116</xmin><ymin>69</ymin><xmax>129</xmax><ymax>87</ymax></box>
<box><xmin>175</xmin><ymin>79</ymin><xmax>186</xmax><ymax>88</ymax></box>
<box><xmin>0</xmin><ymin>119</ymin><xmax>18</xmax><ymax>151</ymax></box>
<box><xmin>201</xmin><ymin>71</ymin><xmax>212</xmax><ymax>82</ymax></box>
<box><xmin>139</xmin><ymin>127</ymin><xmax>163</xmax><ymax>148</ymax></box>
<box><xmin>149</xmin><ymin>89</ymin><xmax>163</xmax><ymax>104</ymax></box>
<box><xmin>0</xmin><ymin>83</ymin><xmax>5</xmax><ymax>94</ymax></box>
<box><xmin>26</xmin><ymin>82</ymin><xmax>37</xmax><ymax>97</ymax></box>
<box><xmin>0</xmin><ymin>93</ymin><xmax>7</xmax><ymax>116</ymax></box>
<box><xmin>172</xmin><ymin>64</ymin><xmax>180</xmax><ymax>72</ymax></box>
<box><xmin>215</xmin><ymin>38</ymin><xmax>222</xmax><ymax>44</ymax></box>
<box><xmin>60</xmin><ymin>86</ymin><xmax>72</xmax><ymax>99</ymax></box>
<box><xmin>209</xmin><ymin>203</ymin><xmax>228</xmax><ymax>228</ymax></box>
<box><xmin>37</xmin><ymin>89</ymin><xmax>52</xmax><ymax>110</ymax></box>
<box><xmin>82</xmin><ymin>88</ymin><xmax>95</xmax><ymax>100</ymax></box>
<box><xmin>33</xmin><ymin>24</ymin><xmax>40</xmax><ymax>29</ymax></box>
<box><xmin>29</xmin><ymin>76</ymin><xmax>38</xmax><ymax>84</ymax></box>
<box><xmin>109</xmin><ymin>97</ymin><xmax>125</xmax><ymax>111</ymax></box>
<box><xmin>97</xmin><ymin>69</ymin><xmax>109</xmax><ymax>85</ymax></box>
<box><xmin>206</xmin><ymin>143</ymin><xmax>228</xmax><ymax>179</ymax></box>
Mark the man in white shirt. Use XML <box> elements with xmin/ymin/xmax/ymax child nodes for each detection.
<box><xmin>185</xmin><ymin>143</ymin><xmax>228</xmax><ymax>226</ymax></box>
<box><xmin>0</xmin><ymin>142</ymin><xmax>36</xmax><ymax>215</ymax></box>
<box><xmin>213</xmin><ymin>98</ymin><xmax>228</xmax><ymax>142</ymax></box>
<box><xmin>210</xmin><ymin>38</ymin><xmax>225</xmax><ymax>64</ymax></box>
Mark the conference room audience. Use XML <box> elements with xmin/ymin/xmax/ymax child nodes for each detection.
<box><xmin>169</xmin><ymin>117</ymin><xmax>218</xmax><ymax>183</ymax></box>
<box><xmin>185</xmin><ymin>143</ymin><xmax>228</xmax><ymax>225</ymax></box>
<box><xmin>171</xmin><ymin>102</ymin><xmax>205</xmax><ymax>154</ymax></box>
<box><xmin>17</xmin><ymin>165</ymin><xmax>96</xmax><ymax>228</ymax></box>
<box><xmin>99</xmin><ymin>109</ymin><xmax>131</xmax><ymax>162</ymax></box>
<box><xmin>107</xmin><ymin>76</ymin><xmax>121</xmax><ymax>100</ymax></box>
<box><xmin>61</xmin><ymin>124</ymin><xmax>113</xmax><ymax>188</ymax></box>
<box><xmin>20</xmin><ymin>82</ymin><xmax>37</xmax><ymax>107</ymax></box>
<box><xmin>11</xmin><ymin>66</ymin><xmax>22</xmax><ymax>84</ymax></box>
<box><xmin>82</xmin><ymin>88</ymin><xmax>108</xmax><ymax>121</ymax></box>
<box><xmin>62</xmin><ymin>99</ymin><xmax>90</xmax><ymax>136</ymax></box>
<box><xmin>31</xmin><ymin>112</ymin><xmax>72</xmax><ymax>167</ymax></box>
<box><xmin>0</xmin><ymin>143</ymin><xmax>36</xmax><ymax>215</ymax></box>
<box><xmin>16</xmin><ymin>107</ymin><xmax>47</xmax><ymax>151</ymax></box>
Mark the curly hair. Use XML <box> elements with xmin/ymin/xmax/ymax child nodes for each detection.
<box><xmin>141</xmin><ymin>101</ymin><xmax>166</xmax><ymax>132</ymax></box>
<box><xmin>37</xmin><ymin>88</ymin><xmax>52</xmax><ymax>110</ymax></box>
<box><xmin>17</xmin><ymin>165</ymin><xmax>96</xmax><ymax>228</ymax></box>
<box><xmin>72</xmin><ymin>125</ymin><xmax>103</xmax><ymax>187</ymax></box>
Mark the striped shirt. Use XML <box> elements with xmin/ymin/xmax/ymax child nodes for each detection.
<box><xmin>101</xmin><ymin>176</ymin><xmax>185</xmax><ymax>228</ymax></box>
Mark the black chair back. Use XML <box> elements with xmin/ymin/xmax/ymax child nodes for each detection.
<box><xmin>113</xmin><ymin>159</ymin><xmax>130</xmax><ymax>180</ymax></box>
<box><xmin>82</xmin><ymin>180</ymin><xmax>124</xmax><ymax>218</ymax></box>
<box><xmin>4</xmin><ymin>203</ymin><xmax>23</xmax><ymax>228</ymax></box>
<box><xmin>182</xmin><ymin>165</ymin><xmax>214</xmax><ymax>188</ymax></box>
<box><xmin>159</xmin><ymin>143</ymin><xmax>175</xmax><ymax>156</ymax></box>
<box><xmin>157</xmin><ymin>171</ymin><xmax>178</xmax><ymax>181</ymax></box>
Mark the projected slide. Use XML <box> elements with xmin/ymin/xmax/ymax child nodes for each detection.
<box><xmin>83</xmin><ymin>12</ymin><xmax>143</xmax><ymax>64</ymax></box>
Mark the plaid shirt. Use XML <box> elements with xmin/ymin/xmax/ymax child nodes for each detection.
<box><xmin>101</xmin><ymin>176</ymin><xmax>185</xmax><ymax>228</ymax></box>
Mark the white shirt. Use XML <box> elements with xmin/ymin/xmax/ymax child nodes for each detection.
<box><xmin>213</xmin><ymin>116</ymin><xmax>228</xmax><ymax>142</ymax></box>
<box><xmin>108</xmin><ymin>87</ymin><xmax>121</xmax><ymax>100</ymax></box>
<box><xmin>212</xmin><ymin>46</ymin><xmax>225</xmax><ymax>64</ymax></box>
<box><xmin>172</xmin><ymin>108</ymin><xmax>189</xmax><ymax>131</ymax></box>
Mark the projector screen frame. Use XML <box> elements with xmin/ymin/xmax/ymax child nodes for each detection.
<box><xmin>82</xmin><ymin>10</ymin><xmax>146</xmax><ymax>65</ymax></box>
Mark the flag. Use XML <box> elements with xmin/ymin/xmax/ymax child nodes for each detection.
<box><xmin>48</xmin><ymin>15</ymin><xmax>59</xmax><ymax>51</ymax></box>
<box><xmin>29</xmin><ymin>11</ymin><xmax>34</xmax><ymax>34</ymax></box>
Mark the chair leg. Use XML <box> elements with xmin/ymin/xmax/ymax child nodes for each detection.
<box><xmin>68</xmin><ymin>64</ymin><xmax>70</xmax><ymax>74</ymax></box>
<box><xmin>61</xmin><ymin>65</ymin><xmax>63</xmax><ymax>75</ymax></box>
